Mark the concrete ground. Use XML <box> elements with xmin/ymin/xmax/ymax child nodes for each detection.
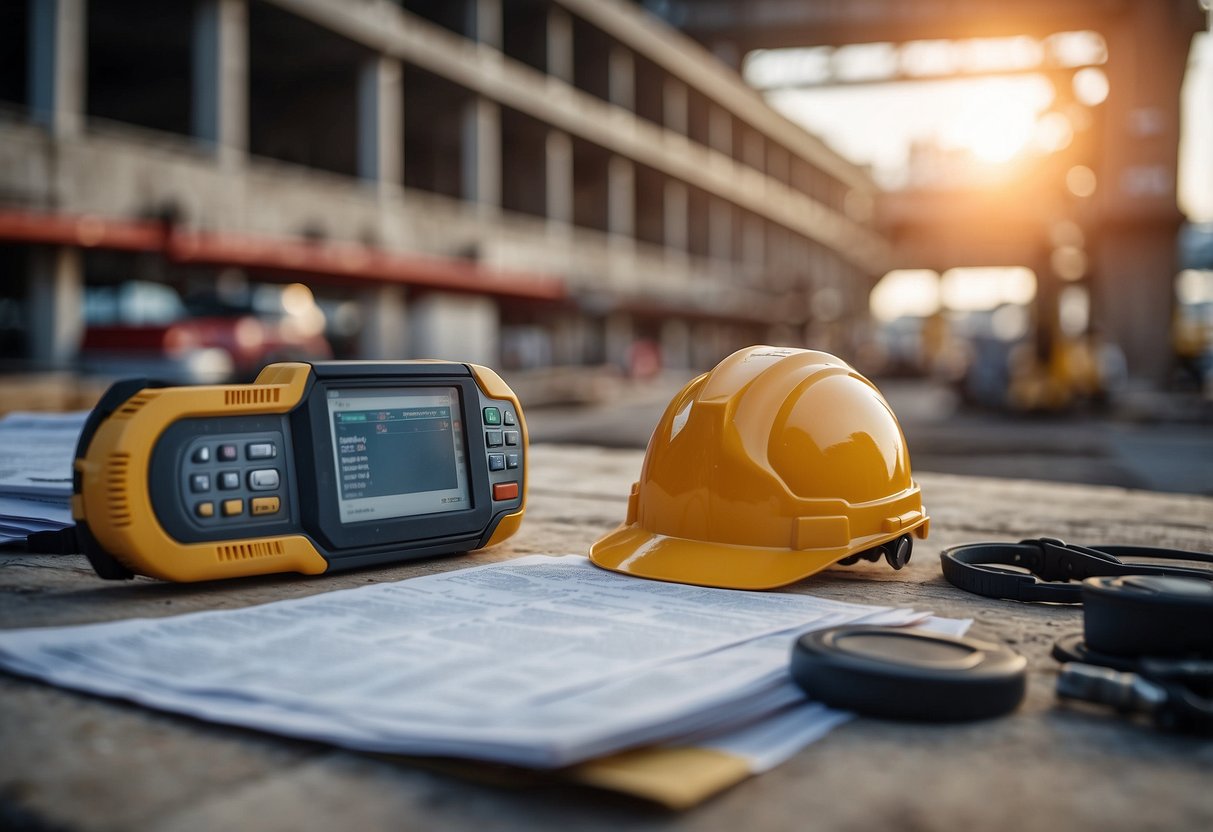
<box><xmin>525</xmin><ymin>375</ymin><xmax>1213</xmax><ymax>497</ymax></box>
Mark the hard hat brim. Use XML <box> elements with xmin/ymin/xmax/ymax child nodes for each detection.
<box><xmin>588</xmin><ymin>523</ymin><xmax>850</xmax><ymax>591</ymax></box>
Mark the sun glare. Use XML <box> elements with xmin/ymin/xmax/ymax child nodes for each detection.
<box><xmin>870</xmin><ymin>270</ymin><xmax>942</xmax><ymax>322</ymax></box>
<box><xmin>942</xmin><ymin>80</ymin><xmax>1049</xmax><ymax>164</ymax></box>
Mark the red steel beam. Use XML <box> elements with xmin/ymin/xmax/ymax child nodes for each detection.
<box><xmin>0</xmin><ymin>210</ymin><xmax>165</xmax><ymax>252</ymax></box>
<box><xmin>0</xmin><ymin>209</ymin><xmax>566</xmax><ymax>302</ymax></box>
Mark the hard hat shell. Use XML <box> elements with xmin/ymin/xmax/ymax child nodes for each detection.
<box><xmin>589</xmin><ymin>346</ymin><xmax>929</xmax><ymax>589</ymax></box>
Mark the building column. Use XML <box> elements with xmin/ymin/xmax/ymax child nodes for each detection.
<box><xmin>663</xmin><ymin>77</ymin><xmax>688</xmax><ymax>134</ymax></box>
<box><xmin>192</xmin><ymin>0</ymin><xmax>247</xmax><ymax>164</ymax></box>
<box><xmin>358</xmin><ymin>284</ymin><xmax>408</xmax><ymax>360</ymax></box>
<box><xmin>709</xmin><ymin>199</ymin><xmax>732</xmax><ymax>263</ymax></box>
<box><xmin>664</xmin><ymin>180</ymin><xmax>688</xmax><ymax>252</ymax></box>
<box><xmin>357</xmin><ymin>55</ymin><xmax>403</xmax><ymax>193</ymax></box>
<box><xmin>545</xmin><ymin>129</ymin><xmax>573</xmax><ymax>231</ymax></box>
<box><xmin>28</xmin><ymin>0</ymin><xmax>86</xmax><ymax>137</ymax></box>
<box><xmin>743</xmin><ymin>214</ymin><xmax>765</xmax><ymax>268</ymax></box>
<box><xmin>462</xmin><ymin>97</ymin><xmax>501</xmax><ymax>210</ymax></box>
<box><xmin>605</xmin><ymin>312</ymin><xmax>633</xmax><ymax>371</ymax></box>
<box><xmin>28</xmin><ymin>247</ymin><xmax>84</xmax><ymax>367</ymax></box>
<box><xmin>468</xmin><ymin>0</ymin><xmax>501</xmax><ymax>47</ymax></box>
<box><xmin>410</xmin><ymin>293</ymin><xmax>499</xmax><ymax>366</ymax></box>
<box><xmin>741</xmin><ymin>129</ymin><xmax>765</xmax><ymax>173</ymax></box>
<box><xmin>608</xmin><ymin>45</ymin><xmax>634</xmax><ymax>110</ymax></box>
<box><xmin>546</xmin><ymin>5</ymin><xmax>573</xmax><ymax>83</ymax></box>
<box><xmin>660</xmin><ymin>318</ymin><xmax>692</xmax><ymax>370</ymax></box>
<box><xmin>708</xmin><ymin>105</ymin><xmax>732</xmax><ymax>156</ymax></box>
<box><xmin>608</xmin><ymin>156</ymin><xmax>635</xmax><ymax>239</ymax></box>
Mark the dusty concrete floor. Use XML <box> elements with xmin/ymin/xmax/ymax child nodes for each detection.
<box><xmin>2</xmin><ymin>445</ymin><xmax>1212</xmax><ymax>831</ymax></box>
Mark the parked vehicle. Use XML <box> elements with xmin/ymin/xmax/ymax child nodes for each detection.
<box><xmin>81</xmin><ymin>280</ymin><xmax>332</xmax><ymax>383</ymax></box>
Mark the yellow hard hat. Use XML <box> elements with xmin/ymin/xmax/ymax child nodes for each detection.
<box><xmin>589</xmin><ymin>346</ymin><xmax>929</xmax><ymax>590</ymax></box>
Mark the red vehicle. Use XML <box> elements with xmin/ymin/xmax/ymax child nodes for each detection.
<box><xmin>81</xmin><ymin>281</ymin><xmax>333</xmax><ymax>383</ymax></box>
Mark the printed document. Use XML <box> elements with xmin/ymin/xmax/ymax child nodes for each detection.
<box><xmin>0</xmin><ymin>411</ymin><xmax>86</xmax><ymax>542</ymax></box>
<box><xmin>0</xmin><ymin>555</ymin><xmax>948</xmax><ymax>767</ymax></box>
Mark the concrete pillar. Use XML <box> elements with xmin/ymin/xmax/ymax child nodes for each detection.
<box><xmin>28</xmin><ymin>246</ymin><xmax>84</xmax><ymax>367</ymax></box>
<box><xmin>608</xmin><ymin>46</ymin><xmax>634</xmax><ymax>110</ymax></box>
<box><xmin>708</xmin><ymin>106</ymin><xmax>732</xmax><ymax>156</ymax></box>
<box><xmin>545</xmin><ymin>129</ymin><xmax>574</xmax><ymax>229</ymax></box>
<box><xmin>462</xmin><ymin>97</ymin><xmax>500</xmax><ymax>209</ymax></box>
<box><xmin>741</xmin><ymin>130</ymin><xmax>765</xmax><ymax>173</ymax></box>
<box><xmin>192</xmin><ymin>0</ymin><xmax>248</xmax><ymax>162</ymax></box>
<box><xmin>357</xmin><ymin>55</ymin><xmax>403</xmax><ymax>191</ymax></box>
<box><xmin>1093</xmin><ymin>227</ymin><xmax>1177</xmax><ymax>383</ymax></box>
<box><xmin>608</xmin><ymin>156</ymin><xmax>635</xmax><ymax>239</ymax></box>
<box><xmin>663</xmin><ymin>78</ymin><xmax>688</xmax><ymax>135</ymax></box>
<box><xmin>709</xmin><ymin>198</ymin><xmax>732</xmax><ymax>262</ymax></box>
<box><xmin>1090</xmin><ymin>3</ymin><xmax>1196</xmax><ymax>384</ymax></box>
<box><xmin>467</xmin><ymin>0</ymin><xmax>501</xmax><ymax>48</ymax></box>
<box><xmin>605</xmin><ymin>312</ymin><xmax>633</xmax><ymax>371</ymax></box>
<box><xmin>767</xmin><ymin>145</ymin><xmax>790</xmax><ymax>184</ymax></box>
<box><xmin>546</xmin><ymin>6</ymin><xmax>573</xmax><ymax>83</ymax></box>
<box><xmin>743</xmin><ymin>214</ymin><xmax>765</xmax><ymax>268</ymax></box>
<box><xmin>664</xmin><ymin>180</ymin><xmax>688</xmax><ymax>251</ymax></box>
<box><xmin>660</xmin><ymin>318</ymin><xmax>692</xmax><ymax>369</ymax></box>
<box><xmin>409</xmin><ymin>293</ymin><xmax>499</xmax><ymax>366</ymax></box>
<box><xmin>358</xmin><ymin>284</ymin><xmax>408</xmax><ymax>359</ymax></box>
<box><xmin>28</xmin><ymin>0</ymin><xmax>85</xmax><ymax>137</ymax></box>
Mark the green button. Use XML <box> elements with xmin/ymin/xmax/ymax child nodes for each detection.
<box><xmin>483</xmin><ymin>407</ymin><xmax>502</xmax><ymax>426</ymax></box>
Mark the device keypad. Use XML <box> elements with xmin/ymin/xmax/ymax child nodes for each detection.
<box><xmin>481</xmin><ymin>401</ymin><xmax>523</xmax><ymax>503</ymax></box>
<box><xmin>182</xmin><ymin>432</ymin><xmax>285</xmax><ymax>527</ymax></box>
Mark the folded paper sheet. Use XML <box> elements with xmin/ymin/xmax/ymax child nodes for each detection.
<box><xmin>0</xmin><ymin>556</ymin><xmax>967</xmax><ymax>804</ymax></box>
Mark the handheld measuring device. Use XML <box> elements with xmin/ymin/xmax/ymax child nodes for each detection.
<box><xmin>68</xmin><ymin>361</ymin><xmax>527</xmax><ymax>582</ymax></box>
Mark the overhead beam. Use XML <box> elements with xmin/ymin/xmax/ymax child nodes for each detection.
<box><xmin>662</xmin><ymin>0</ymin><xmax>1134</xmax><ymax>50</ymax></box>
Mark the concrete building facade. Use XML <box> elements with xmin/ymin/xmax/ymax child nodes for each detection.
<box><xmin>0</xmin><ymin>0</ymin><xmax>885</xmax><ymax>374</ymax></box>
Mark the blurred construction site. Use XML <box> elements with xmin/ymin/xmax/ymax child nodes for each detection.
<box><xmin>1</xmin><ymin>0</ymin><xmax>1210</xmax><ymax>490</ymax></box>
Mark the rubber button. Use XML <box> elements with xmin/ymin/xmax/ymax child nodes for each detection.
<box><xmin>506</xmin><ymin>453</ymin><xmax>520</xmax><ymax>469</ymax></box>
<box><xmin>504</xmin><ymin>431</ymin><xmax>519</xmax><ymax>447</ymax></box>
<box><xmin>251</xmin><ymin>496</ymin><xmax>281</xmax><ymax>516</ymax></box>
<box><xmin>222</xmin><ymin>498</ymin><xmax>244</xmax><ymax>517</ymax></box>
<box><xmin>192</xmin><ymin>446</ymin><xmax>211</xmax><ymax>463</ymax></box>
<box><xmin>195</xmin><ymin>501</ymin><xmax>215</xmax><ymax>518</ymax></box>
<box><xmin>247</xmin><ymin>443</ymin><xmax>276</xmax><ymax>460</ymax></box>
<box><xmin>488</xmin><ymin>453</ymin><xmax>506</xmax><ymax>471</ymax></box>
<box><xmin>503</xmin><ymin>410</ymin><xmax>516</xmax><ymax>426</ymax></box>
<box><xmin>493</xmin><ymin>482</ymin><xmax>519</xmax><ymax>501</ymax></box>
<box><xmin>190</xmin><ymin>474</ymin><xmax>211</xmax><ymax>493</ymax></box>
<box><xmin>218</xmin><ymin>444</ymin><xmax>238</xmax><ymax>462</ymax></box>
<box><xmin>486</xmin><ymin>430</ymin><xmax>503</xmax><ymax>447</ymax></box>
<box><xmin>483</xmin><ymin>407</ymin><xmax>502</xmax><ymax>426</ymax></box>
<box><xmin>248</xmin><ymin>469</ymin><xmax>280</xmax><ymax>490</ymax></box>
<box><xmin>218</xmin><ymin>471</ymin><xmax>241</xmax><ymax>490</ymax></box>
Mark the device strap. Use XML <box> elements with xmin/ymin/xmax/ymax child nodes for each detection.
<box><xmin>940</xmin><ymin>537</ymin><xmax>1213</xmax><ymax>602</ymax></box>
<box><xmin>26</xmin><ymin>527</ymin><xmax>80</xmax><ymax>556</ymax></box>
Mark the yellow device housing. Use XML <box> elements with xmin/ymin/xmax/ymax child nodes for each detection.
<box><xmin>71</xmin><ymin>361</ymin><xmax>527</xmax><ymax>582</ymax></box>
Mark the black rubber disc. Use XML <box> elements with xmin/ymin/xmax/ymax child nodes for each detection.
<box><xmin>1082</xmin><ymin>575</ymin><xmax>1213</xmax><ymax>658</ymax></box>
<box><xmin>791</xmin><ymin>626</ymin><xmax>1027</xmax><ymax>721</ymax></box>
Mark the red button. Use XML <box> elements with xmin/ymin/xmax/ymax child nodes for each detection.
<box><xmin>492</xmin><ymin>482</ymin><xmax>519</xmax><ymax>501</ymax></box>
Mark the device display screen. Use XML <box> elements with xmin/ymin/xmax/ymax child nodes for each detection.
<box><xmin>326</xmin><ymin>387</ymin><xmax>470</xmax><ymax>523</ymax></box>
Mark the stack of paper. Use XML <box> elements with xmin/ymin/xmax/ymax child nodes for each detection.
<box><xmin>0</xmin><ymin>411</ymin><xmax>87</xmax><ymax>544</ymax></box>
<box><xmin>0</xmin><ymin>555</ymin><xmax>966</xmax><ymax>779</ymax></box>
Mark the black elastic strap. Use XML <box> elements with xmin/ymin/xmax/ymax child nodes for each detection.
<box><xmin>940</xmin><ymin>537</ymin><xmax>1213</xmax><ymax>603</ymax></box>
<box><xmin>26</xmin><ymin>527</ymin><xmax>80</xmax><ymax>556</ymax></box>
